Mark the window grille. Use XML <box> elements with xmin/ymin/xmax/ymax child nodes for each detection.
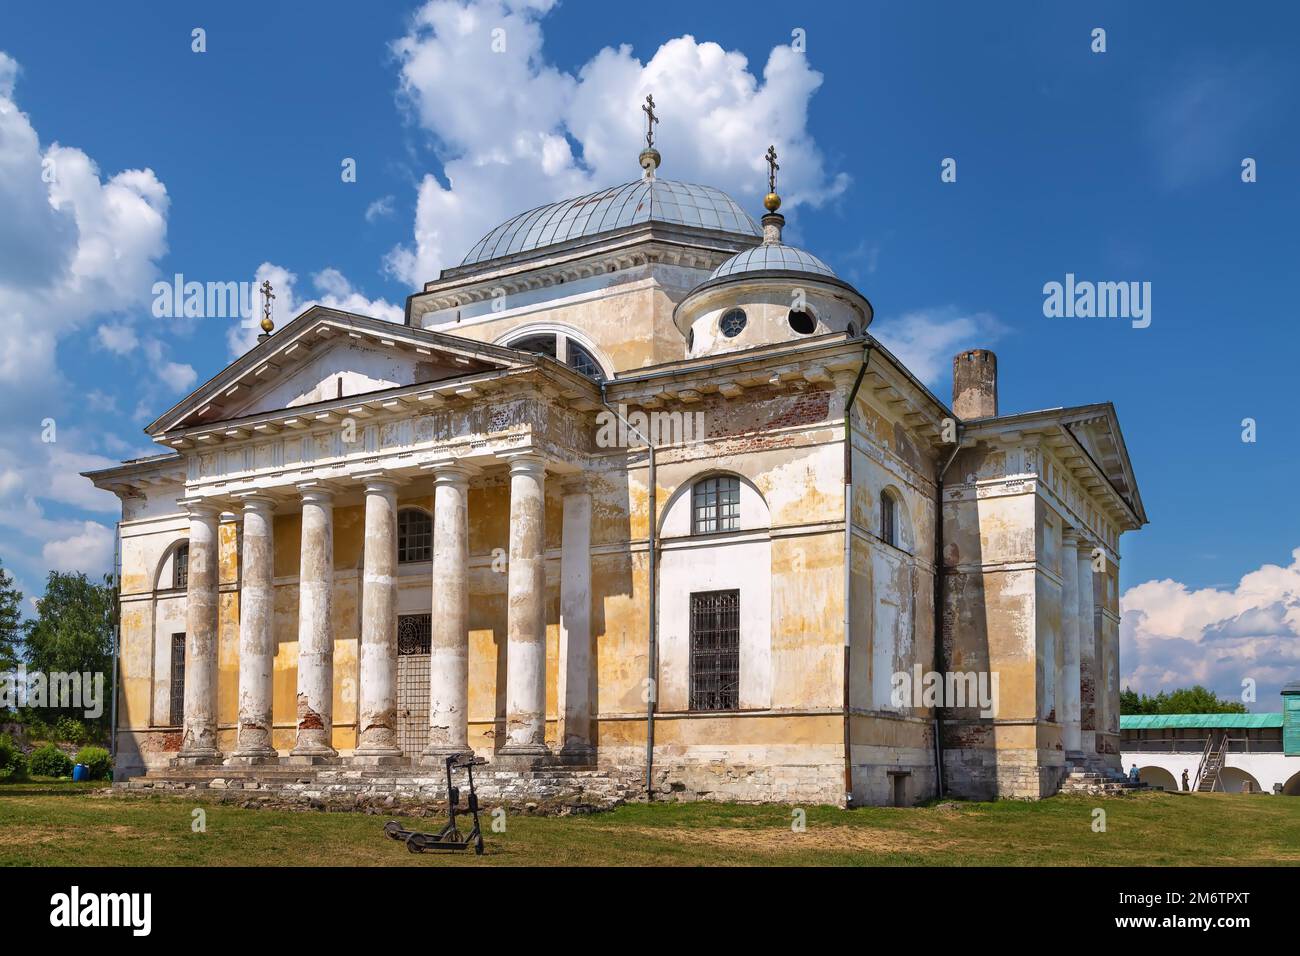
<box><xmin>169</xmin><ymin>633</ymin><xmax>185</xmax><ymax>726</ymax></box>
<box><xmin>397</xmin><ymin>614</ymin><xmax>432</xmax><ymax>756</ymax></box>
<box><xmin>689</xmin><ymin>590</ymin><xmax>740</xmax><ymax>711</ymax></box>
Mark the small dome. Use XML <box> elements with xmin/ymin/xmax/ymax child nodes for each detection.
<box><xmin>462</xmin><ymin>179</ymin><xmax>760</xmax><ymax>266</ymax></box>
<box><xmin>710</xmin><ymin>243</ymin><xmax>836</xmax><ymax>280</ymax></box>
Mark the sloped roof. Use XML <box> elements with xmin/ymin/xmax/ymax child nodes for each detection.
<box><xmin>1120</xmin><ymin>713</ymin><xmax>1282</xmax><ymax>730</ymax></box>
<box><xmin>461</xmin><ymin>179</ymin><xmax>759</xmax><ymax>266</ymax></box>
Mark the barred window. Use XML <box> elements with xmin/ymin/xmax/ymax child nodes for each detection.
<box><xmin>689</xmin><ymin>590</ymin><xmax>740</xmax><ymax>711</ymax></box>
<box><xmin>169</xmin><ymin>633</ymin><xmax>185</xmax><ymax>726</ymax></box>
<box><xmin>173</xmin><ymin>542</ymin><xmax>189</xmax><ymax>590</ymax></box>
<box><xmin>880</xmin><ymin>490</ymin><xmax>897</xmax><ymax>548</ymax></box>
<box><xmin>398</xmin><ymin>508</ymin><xmax>432</xmax><ymax>564</ymax></box>
<box><xmin>692</xmin><ymin>476</ymin><xmax>740</xmax><ymax>534</ymax></box>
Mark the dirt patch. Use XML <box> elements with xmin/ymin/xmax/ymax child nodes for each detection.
<box><xmin>602</xmin><ymin>824</ymin><xmax>951</xmax><ymax>855</ymax></box>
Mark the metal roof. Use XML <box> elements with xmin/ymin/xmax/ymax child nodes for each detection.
<box><xmin>460</xmin><ymin>179</ymin><xmax>759</xmax><ymax>266</ymax></box>
<box><xmin>1120</xmin><ymin>713</ymin><xmax>1283</xmax><ymax>730</ymax></box>
<box><xmin>709</xmin><ymin>242</ymin><xmax>837</xmax><ymax>280</ymax></box>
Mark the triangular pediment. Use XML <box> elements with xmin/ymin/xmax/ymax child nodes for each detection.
<box><xmin>146</xmin><ymin>307</ymin><xmax>528</xmax><ymax>436</ymax></box>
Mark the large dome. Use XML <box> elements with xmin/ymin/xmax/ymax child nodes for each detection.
<box><xmin>461</xmin><ymin>179</ymin><xmax>760</xmax><ymax>266</ymax></box>
<box><xmin>710</xmin><ymin>242</ymin><xmax>836</xmax><ymax>280</ymax></box>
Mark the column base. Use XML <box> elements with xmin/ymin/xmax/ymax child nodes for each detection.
<box><xmin>224</xmin><ymin>751</ymin><xmax>279</xmax><ymax>766</ymax></box>
<box><xmin>555</xmin><ymin>744</ymin><xmax>597</xmax><ymax>767</ymax></box>
<box><xmin>351</xmin><ymin>752</ymin><xmax>408</xmax><ymax>767</ymax></box>
<box><xmin>286</xmin><ymin>748</ymin><xmax>341</xmax><ymax>766</ymax></box>
<box><xmin>418</xmin><ymin>746</ymin><xmax>473</xmax><ymax>767</ymax></box>
<box><xmin>171</xmin><ymin>752</ymin><xmax>224</xmax><ymax>767</ymax></box>
<box><xmin>494</xmin><ymin>745</ymin><xmax>553</xmax><ymax>771</ymax></box>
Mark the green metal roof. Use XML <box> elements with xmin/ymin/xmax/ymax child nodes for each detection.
<box><xmin>1120</xmin><ymin>713</ymin><xmax>1283</xmax><ymax>730</ymax></box>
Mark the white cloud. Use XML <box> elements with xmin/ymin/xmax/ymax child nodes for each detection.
<box><xmin>1121</xmin><ymin>549</ymin><xmax>1300</xmax><ymax>710</ymax></box>
<box><xmin>96</xmin><ymin>322</ymin><xmax>139</xmax><ymax>355</ymax></box>
<box><xmin>868</xmin><ymin>306</ymin><xmax>1007</xmax><ymax>390</ymax></box>
<box><xmin>365</xmin><ymin>195</ymin><xmax>395</xmax><ymax>222</ymax></box>
<box><xmin>226</xmin><ymin>263</ymin><xmax>404</xmax><ymax>357</ymax></box>
<box><xmin>385</xmin><ymin>1</ymin><xmax>847</xmax><ymax>285</ymax></box>
<box><xmin>42</xmin><ymin>520</ymin><xmax>114</xmax><ymax>574</ymax></box>
<box><xmin>0</xmin><ymin>52</ymin><xmax>169</xmax><ymax>596</ymax></box>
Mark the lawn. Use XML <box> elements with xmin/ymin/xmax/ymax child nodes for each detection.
<box><xmin>1</xmin><ymin>782</ymin><xmax>1296</xmax><ymax>866</ymax></box>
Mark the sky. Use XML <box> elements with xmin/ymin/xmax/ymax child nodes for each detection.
<box><xmin>0</xmin><ymin>0</ymin><xmax>1296</xmax><ymax>708</ymax></box>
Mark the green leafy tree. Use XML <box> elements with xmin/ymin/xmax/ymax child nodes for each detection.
<box><xmin>0</xmin><ymin>559</ymin><xmax>23</xmax><ymax>673</ymax></box>
<box><xmin>1119</xmin><ymin>684</ymin><xmax>1246</xmax><ymax>715</ymax></box>
<box><xmin>22</xmin><ymin>571</ymin><xmax>115</xmax><ymax>731</ymax></box>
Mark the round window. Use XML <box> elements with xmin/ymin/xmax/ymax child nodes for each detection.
<box><xmin>720</xmin><ymin>308</ymin><xmax>747</xmax><ymax>338</ymax></box>
<box><xmin>788</xmin><ymin>309</ymin><xmax>816</xmax><ymax>335</ymax></box>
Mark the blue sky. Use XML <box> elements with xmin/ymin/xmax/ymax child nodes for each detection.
<box><xmin>1</xmin><ymin>0</ymin><xmax>1296</xmax><ymax>705</ymax></box>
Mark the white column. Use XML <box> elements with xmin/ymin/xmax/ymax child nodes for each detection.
<box><xmin>230</xmin><ymin>495</ymin><xmax>277</xmax><ymax>763</ymax></box>
<box><xmin>355</xmin><ymin>477</ymin><xmax>402</xmax><ymax>762</ymax></box>
<box><xmin>177</xmin><ymin>501</ymin><xmax>222</xmax><ymax>763</ymax></box>
<box><xmin>424</xmin><ymin>463</ymin><xmax>474</xmax><ymax>759</ymax></box>
<box><xmin>557</xmin><ymin>478</ymin><xmax>593</xmax><ymax>760</ymax></box>
<box><xmin>291</xmin><ymin>485</ymin><xmax>337</xmax><ymax>760</ymax></box>
<box><xmin>1077</xmin><ymin>539</ymin><xmax>1098</xmax><ymax>756</ymax></box>
<box><xmin>1059</xmin><ymin>529</ymin><xmax>1082</xmax><ymax>754</ymax></box>
<box><xmin>500</xmin><ymin>453</ymin><xmax>550</xmax><ymax>757</ymax></box>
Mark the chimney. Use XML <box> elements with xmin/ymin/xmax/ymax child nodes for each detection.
<box><xmin>952</xmin><ymin>349</ymin><xmax>998</xmax><ymax>419</ymax></box>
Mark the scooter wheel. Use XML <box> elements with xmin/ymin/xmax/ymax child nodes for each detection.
<box><xmin>474</xmin><ymin>841</ymin><xmax>484</xmax><ymax>856</ymax></box>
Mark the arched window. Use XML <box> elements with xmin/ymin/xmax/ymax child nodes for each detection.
<box><xmin>566</xmin><ymin>341</ymin><xmax>604</xmax><ymax>381</ymax></box>
<box><xmin>692</xmin><ymin>476</ymin><xmax>740</xmax><ymax>534</ymax></box>
<box><xmin>397</xmin><ymin>508</ymin><xmax>432</xmax><ymax>563</ymax></box>
<box><xmin>173</xmin><ymin>542</ymin><xmax>189</xmax><ymax>589</ymax></box>
<box><xmin>880</xmin><ymin>490</ymin><xmax>898</xmax><ymax>548</ymax></box>
<box><xmin>505</xmin><ymin>331</ymin><xmax>605</xmax><ymax>381</ymax></box>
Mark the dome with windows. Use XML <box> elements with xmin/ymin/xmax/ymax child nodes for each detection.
<box><xmin>461</xmin><ymin>179</ymin><xmax>760</xmax><ymax>266</ymax></box>
<box><xmin>710</xmin><ymin>242</ymin><xmax>837</xmax><ymax>280</ymax></box>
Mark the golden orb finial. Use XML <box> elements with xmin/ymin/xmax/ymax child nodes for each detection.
<box><xmin>763</xmin><ymin>191</ymin><xmax>782</xmax><ymax>212</ymax></box>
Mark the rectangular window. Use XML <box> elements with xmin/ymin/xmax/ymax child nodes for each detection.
<box><xmin>692</xmin><ymin>476</ymin><xmax>740</xmax><ymax>535</ymax></box>
<box><xmin>169</xmin><ymin>633</ymin><xmax>186</xmax><ymax>726</ymax></box>
<box><xmin>881</xmin><ymin>493</ymin><xmax>897</xmax><ymax>548</ymax></box>
<box><xmin>689</xmin><ymin>589</ymin><xmax>740</xmax><ymax>711</ymax></box>
<box><xmin>173</xmin><ymin>543</ymin><xmax>189</xmax><ymax>590</ymax></box>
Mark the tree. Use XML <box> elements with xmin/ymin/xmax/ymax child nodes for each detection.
<box><xmin>1119</xmin><ymin>684</ymin><xmax>1247</xmax><ymax>715</ymax></box>
<box><xmin>22</xmin><ymin>571</ymin><xmax>115</xmax><ymax>729</ymax></box>
<box><xmin>0</xmin><ymin>559</ymin><xmax>22</xmax><ymax>673</ymax></box>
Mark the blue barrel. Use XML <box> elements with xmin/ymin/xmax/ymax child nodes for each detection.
<box><xmin>72</xmin><ymin>764</ymin><xmax>87</xmax><ymax>782</ymax></box>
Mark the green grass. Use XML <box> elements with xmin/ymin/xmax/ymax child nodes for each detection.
<box><xmin>1</xmin><ymin>782</ymin><xmax>1296</xmax><ymax>866</ymax></box>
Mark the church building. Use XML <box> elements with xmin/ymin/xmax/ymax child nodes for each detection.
<box><xmin>86</xmin><ymin>118</ymin><xmax>1147</xmax><ymax>806</ymax></box>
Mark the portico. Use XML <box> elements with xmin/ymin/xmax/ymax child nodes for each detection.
<box><xmin>173</xmin><ymin>446</ymin><xmax>592</xmax><ymax>768</ymax></box>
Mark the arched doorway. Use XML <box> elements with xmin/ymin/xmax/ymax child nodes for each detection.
<box><xmin>1217</xmin><ymin>767</ymin><xmax>1263</xmax><ymax>794</ymax></box>
<box><xmin>1282</xmin><ymin>772</ymin><xmax>1300</xmax><ymax>796</ymax></box>
<box><xmin>1138</xmin><ymin>766</ymin><xmax>1178</xmax><ymax>792</ymax></box>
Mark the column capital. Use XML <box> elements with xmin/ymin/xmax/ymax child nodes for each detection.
<box><xmin>296</xmin><ymin>480</ymin><xmax>339</xmax><ymax>503</ymax></box>
<box><xmin>1061</xmin><ymin>527</ymin><xmax>1081</xmax><ymax>546</ymax></box>
<box><xmin>560</xmin><ymin>474</ymin><xmax>593</xmax><ymax>496</ymax></box>
<box><xmin>356</xmin><ymin>473</ymin><xmax>401</xmax><ymax>495</ymax></box>
<box><xmin>421</xmin><ymin>460</ymin><xmax>479</xmax><ymax>485</ymax></box>
<box><xmin>178</xmin><ymin>497</ymin><xmax>222</xmax><ymax>518</ymax></box>
<box><xmin>501</xmin><ymin>451</ymin><xmax>548</xmax><ymax>476</ymax></box>
<box><xmin>235</xmin><ymin>493</ymin><xmax>277</xmax><ymax>514</ymax></box>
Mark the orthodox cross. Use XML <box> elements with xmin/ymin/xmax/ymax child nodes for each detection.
<box><xmin>643</xmin><ymin>94</ymin><xmax>659</xmax><ymax>149</ymax></box>
<box><xmin>260</xmin><ymin>279</ymin><xmax>275</xmax><ymax>326</ymax></box>
<box><xmin>766</xmin><ymin>144</ymin><xmax>780</xmax><ymax>194</ymax></box>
